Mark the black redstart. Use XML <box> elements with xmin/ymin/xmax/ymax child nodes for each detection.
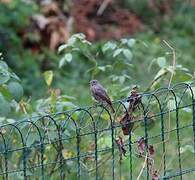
<box><xmin>90</xmin><ymin>80</ymin><xmax>115</xmax><ymax>113</ymax></box>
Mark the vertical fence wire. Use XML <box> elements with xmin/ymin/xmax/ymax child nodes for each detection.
<box><xmin>129</xmin><ymin>133</ymin><xmax>132</xmax><ymax>180</ymax></box>
<box><xmin>110</xmin><ymin>110</ymin><xmax>115</xmax><ymax>180</ymax></box>
<box><xmin>171</xmin><ymin>89</ymin><xmax>182</xmax><ymax>180</ymax></box>
<box><xmin>189</xmin><ymin>85</ymin><xmax>195</xmax><ymax>158</ymax></box>
<box><xmin>0</xmin><ymin>132</ymin><xmax>8</xmax><ymax>180</ymax></box>
<box><xmin>143</xmin><ymin>109</ymin><xmax>149</xmax><ymax>180</ymax></box>
<box><xmin>76</xmin><ymin>124</ymin><xmax>81</xmax><ymax>179</ymax></box>
<box><xmin>153</xmin><ymin>93</ymin><xmax>166</xmax><ymax>176</ymax></box>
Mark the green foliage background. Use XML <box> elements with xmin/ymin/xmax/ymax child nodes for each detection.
<box><xmin>0</xmin><ymin>0</ymin><xmax>195</xmax><ymax>179</ymax></box>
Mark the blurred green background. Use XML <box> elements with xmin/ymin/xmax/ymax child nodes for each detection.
<box><xmin>0</xmin><ymin>0</ymin><xmax>195</xmax><ymax>179</ymax></box>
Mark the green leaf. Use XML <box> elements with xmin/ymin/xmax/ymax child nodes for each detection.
<box><xmin>59</xmin><ymin>54</ymin><xmax>73</xmax><ymax>67</ymax></box>
<box><xmin>43</xmin><ymin>70</ymin><xmax>53</xmax><ymax>87</ymax></box>
<box><xmin>153</xmin><ymin>68</ymin><xmax>168</xmax><ymax>80</ymax></box>
<box><xmin>60</xmin><ymin>95</ymin><xmax>76</xmax><ymax>101</ymax></box>
<box><xmin>67</xmin><ymin>37</ymin><xmax>76</xmax><ymax>46</ymax></box>
<box><xmin>72</xmin><ymin>48</ymin><xmax>80</xmax><ymax>52</ymax></box>
<box><xmin>166</xmin><ymin>65</ymin><xmax>175</xmax><ymax>74</ymax></box>
<box><xmin>56</xmin><ymin>101</ymin><xmax>77</xmax><ymax>111</ymax></box>
<box><xmin>124</xmin><ymin>63</ymin><xmax>134</xmax><ymax>68</ymax></box>
<box><xmin>60</xmin><ymin>101</ymin><xmax>77</xmax><ymax>108</ymax></box>
<box><xmin>0</xmin><ymin>69</ymin><xmax>10</xmax><ymax>85</ymax></box>
<box><xmin>121</xmin><ymin>39</ymin><xmax>128</xmax><ymax>44</ymax></box>
<box><xmin>0</xmin><ymin>61</ymin><xmax>8</xmax><ymax>70</ymax></box>
<box><xmin>64</xmin><ymin>53</ymin><xmax>72</xmax><ymax>63</ymax></box>
<box><xmin>26</xmin><ymin>133</ymin><xmax>39</xmax><ymax>147</ymax></box>
<box><xmin>102</xmin><ymin>42</ymin><xmax>117</xmax><ymax>53</ymax></box>
<box><xmin>127</xmin><ymin>39</ymin><xmax>136</xmax><ymax>47</ymax></box>
<box><xmin>98</xmin><ymin>66</ymin><xmax>106</xmax><ymax>71</ymax></box>
<box><xmin>180</xmin><ymin>145</ymin><xmax>194</xmax><ymax>154</ymax></box>
<box><xmin>148</xmin><ymin>58</ymin><xmax>156</xmax><ymax>72</ymax></box>
<box><xmin>182</xmin><ymin>107</ymin><xmax>192</xmax><ymax>113</ymax></box>
<box><xmin>58</xmin><ymin>44</ymin><xmax>68</xmax><ymax>53</ymax></box>
<box><xmin>62</xmin><ymin>149</ymin><xmax>74</xmax><ymax>159</ymax></box>
<box><xmin>6</xmin><ymin>118</ymin><xmax>15</xmax><ymax>123</ymax></box>
<box><xmin>98</xmin><ymin>136</ymin><xmax>112</xmax><ymax>148</ymax></box>
<box><xmin>8</xmin><ymin>81</ymin><xmax>24</xmax><ymax>102</ymax></box>
<box><xmin>0</xmin><ymin>86</ymin><xmax>12</xmax><ymax>101</ymax></box>
<box><xmin>176</xmin><ymin>64</ymin><xmax>189</xmax><ymax>72</ymax></box>
<box><xmin>59</xmin><ymin>57</ymin><xmax>66</xmax><ymax>68</ymax></box>
<box><xmin>151</xmin><ymin>68</ymin><xmax>168</xmax><ymax>88</ymax></box>
<box><xmin>120</xmin><ymin>86</ymin><xmax>131</xmax><ymax>92</ymax></box>
<box><xmin>98</xmin><ymin>65</ymin><xmax>112</xmax><ymax>72</ymax></box>
<box><xmin>119</xmin><ymin>76</ymin><xmax>125</xmax><ymax>84</ymax></box>
<box><xmin>0</xmin><ymin>93</ymin><xmax>11</xmax><ymax>117</ymax></box>
<box><xmin>67</xmin><ymin>33</ymin><xmax>86</xmax><ymax>46</ymax></box>
<box><xmin>10</xmin><ymin>72</ymin><xmax>20</xmax><ymax>81</ymax></box>
<box><xmin>113</xmin><ymin>48</ymin><xmax>123</xmax><ymax>57</ymax></box>
<box><xmin>110</xmin><ymin>75</ymin><xmax>119</xmax><ymax>81</ymax></box>
<box><xmin>123</xmin><ymin>49</ymin><xmax>133</xmax><ymax>60</ymax></box>
<box><xmin>82</xmin><ymin>39</ymin><xmax>92</xmax><ymax>45</ymax></box>
<box><xmin>73</xmin><ymin>33</ymin><xmax>86</xmax><ymax>40</ymax></box>
<box><xmin>157</xmin><ymin>57</ymin><xmax>167</xmax><ymax>68</ymax></box>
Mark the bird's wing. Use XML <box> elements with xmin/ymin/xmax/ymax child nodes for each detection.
<box><xmin>94</xmin><ymin>86</ymin><xmax>111</xmax><ymax>103</ymax></box>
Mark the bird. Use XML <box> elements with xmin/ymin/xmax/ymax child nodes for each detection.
<box><xmin>90</xmin><ymin>80</ymin><xmax>115</xmax><ymax>113</ymax></box>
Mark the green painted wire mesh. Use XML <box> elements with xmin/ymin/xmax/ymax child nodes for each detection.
<box><xmin>0</xmin><ymin>82</ymin><xmax>195</xmax><ymax>179</ymax></box>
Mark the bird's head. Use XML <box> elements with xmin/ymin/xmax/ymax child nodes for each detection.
<box><xmin>90</xmin><ymin>79</ymin><xmax>99</xmax><ymax>86</ymax></box>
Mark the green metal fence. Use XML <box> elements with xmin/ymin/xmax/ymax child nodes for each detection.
<box><xmin>0</xmin><ymin>82</ymin><xmax>195</xmax><ymax>179</ymax></box>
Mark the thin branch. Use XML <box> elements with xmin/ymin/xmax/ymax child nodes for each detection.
<box><xmin>156</xmin><ymin>40</ymin><xmax>176</xmax><ymax>173</ymax></box>
<box><xmin>97</xmin><ymin>0</ymin><xmax>111</xmax><ymax>16</ymax></box>
<box><xmin>162</xmin><ymin>40</ymin><xmax>176</xmax><ymax>88</ymax></box>
<box><xmin>145</xmin><ymin>70</ymin><xmax>169</xmax><ymax>92</ymax></box>
<box><xmin>136</xmin><ymin>153</ymin><xmax>148</xmax><ymax>180</ymax></box>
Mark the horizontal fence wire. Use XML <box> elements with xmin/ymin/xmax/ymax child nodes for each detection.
<box><xmin>0</xmin><ymin>82</ymin><xmax>195</xmax><ymax>179</ymax></box>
